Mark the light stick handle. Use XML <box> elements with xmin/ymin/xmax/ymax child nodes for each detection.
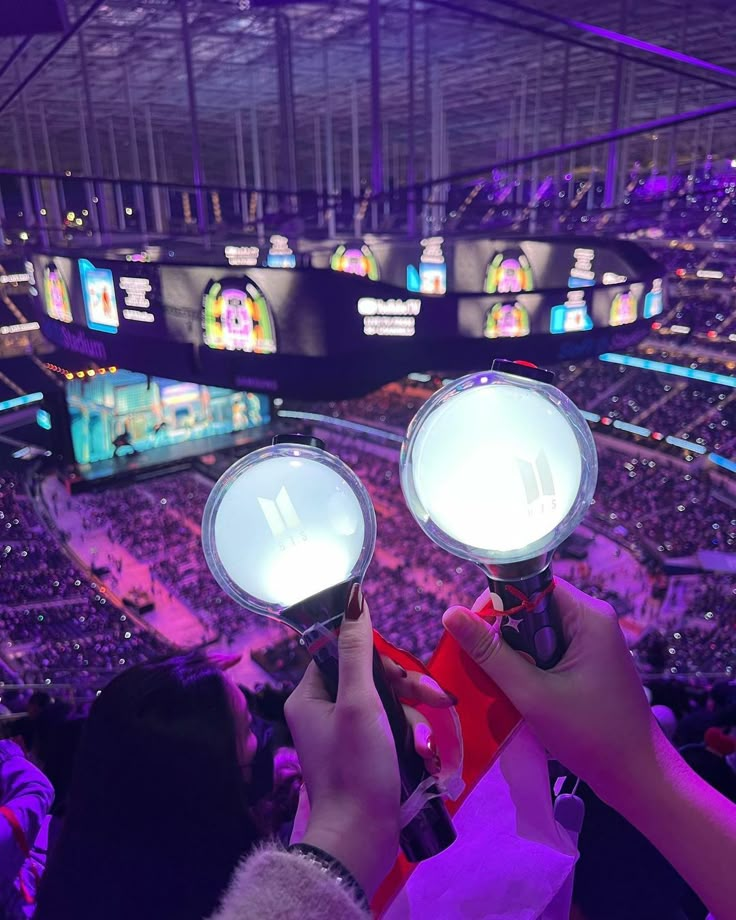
<box><xmin>487</xmin><ymin>566</ymin><xmax>566</xmax><ymax>670</ymax></box>
<box><xmin>295</xmin><ymin>580</ymin><xmax>456</xmax><ymax>863</ymax></box>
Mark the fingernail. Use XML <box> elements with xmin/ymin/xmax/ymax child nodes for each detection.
<box><xmin>442</xmin><ymin>607</ymin><xmax>480</xmax><ymax>643</ymax></box>
<box><xmin>398</xmin><ymin>665</ymin><xmax>408</xmax><ymax>678</ymax></box>
<box><xmin>430</xmin><ymin>755</ymin><xmax>442</xmax><ymax>776</ymax></box>
<box><xmin>427</xmin><ymin>736</ymin><xmax>438</xmax><ymax>758</ymax></box>
<box><xmin>345</xmin><ymin>583</ymin><xmax>364</xmax><ymax>621</ymax></box>
<box><xmin>443</xmin><ymin>690</ymin><xmax>459</xmax><ymax>706</ymax></box>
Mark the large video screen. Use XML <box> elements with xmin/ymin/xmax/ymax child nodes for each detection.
<box><xmin>67</xmin><ymin>369</ymin><xmax>270</xmax><ymax>465</ymax></box>
<box><xmin>33</xmin><ymin>254</ymin><xmax>163</xmax><ymax>337</ymax></box>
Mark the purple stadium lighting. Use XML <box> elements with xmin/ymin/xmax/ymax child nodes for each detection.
<box><xmin>568</xmin><ymin>19</ymin><xmax>736</xmax><ymax>81</ymax></box>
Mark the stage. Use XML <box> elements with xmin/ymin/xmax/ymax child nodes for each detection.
<box><xmin>64</xmin><ymin>422</ymin><xmax>287</xmax><ymax>492</ymax></box>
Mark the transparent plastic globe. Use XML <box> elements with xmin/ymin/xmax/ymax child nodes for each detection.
<box><xmin>401</xmin><ymin>369</ymin><xmax>598</xmax><ymax>568</ymax></box>
<box><xmin>202</xmin><ymin>443</ymin><xmax>376</xmax><ymax>618</ymax></box>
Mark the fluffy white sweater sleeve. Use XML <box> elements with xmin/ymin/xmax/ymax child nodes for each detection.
<box><xmin>208</xmin><ymin>844</ymin><xmax>371</xmax><ymax>920</ymax></box>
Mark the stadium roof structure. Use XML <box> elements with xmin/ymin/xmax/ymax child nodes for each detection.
<box><xmin>2</xmin><ymin>0</ymin><xmax>736</xmax><ymax>197</ymax></box>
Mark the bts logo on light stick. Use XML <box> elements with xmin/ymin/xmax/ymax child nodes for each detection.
<box><xmin>257</xmin><ymin>487</ymin><xmax>302</xmax><ymax>539</ymax></box>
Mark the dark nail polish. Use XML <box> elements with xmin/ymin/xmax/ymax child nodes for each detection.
<box><xmin>444</xmin><ymin>690</ymin><xmax>459</xmax><ymax>706</ymax></box>
<box><xmin>398</xmin><ymin>665</ymin><xmax>408</xmax><ymax>678</ymax></box>
<box><xmin>345</xmin><ymin>583</ymin><xmax>364</xmax><ymax>621</ymax></box>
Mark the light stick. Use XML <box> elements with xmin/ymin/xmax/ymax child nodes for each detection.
<box><xmin>202</xmin><ymin>433</ymin><xmax>456</xmax><ymax>861</ymax></box>
<box><xmin>400</xmin><ymin>361</ymin><xmax>598</xmax><ymax>669</ymax></box>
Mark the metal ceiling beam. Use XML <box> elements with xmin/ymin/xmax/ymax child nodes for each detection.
<box><xmin>478</xmin><ymin>0</ymin><xmax>736</xmax><ymax>82</ymax></box>
<box><xmin>0</xmin><ymin>0</ymin><xmax>107</xmax><ymax>116</ymax></box>
<box><xmin>417</xmin><ymin>94</ymin><xmax>736</xmax><ymax>188</ymax></box>
<box><xmin>0</xmin><ymin>36</ymin><xmax>33</xmax><ymax>84</ymax></box>
<box><xmin>417</xmin><ymin>0</ymin><xmax>736</xmax><ymax>92</ymax></box>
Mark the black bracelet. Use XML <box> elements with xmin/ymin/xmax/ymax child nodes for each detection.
<box><xmin>288</xmin><ymin>843</ymin><xmax>370</xmax><ymax>912</ymax></box>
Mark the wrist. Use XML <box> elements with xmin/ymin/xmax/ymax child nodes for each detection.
<box><xmin>289</xmin><ymin>843</ymin><xmax>370</xmax><ymax>911</ymax></box>
<box><xmin>301</xmin><ymin>809</ymin><xmax>398</xmax><ymax>897</ymax></box>
<box><xmin>594</xmin><ymin>724</ymin><xmax>684</xmax><ymax>827</ymax></box>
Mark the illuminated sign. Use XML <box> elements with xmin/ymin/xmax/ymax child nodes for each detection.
<box><xmin>331</xmin><ymin>244</ymin><xmax>380</xmax><ymax>280</ymax></box>
<box><xmin>120</xmin><ymin>276</ymin><xmax>154</xmax><ymax>324</ymax></box>
<box><xmin>266</xmin><ymin>235</ymin><xmax>296</xmax><ymax>268</ymax></box>
<box><xmin>484</xmin><ymin>252</ymin><xmax>534</xmax><ymax>294</ymax></box>
<box><xmin>407</xmin><ymin>237</ymin><xmax>446</xmax><ymax>295</ymax></box>
<box><xmin>483</xmin><ymin>302</ymin><xmax>530</xmax><ymax>339</ymax></box>
<box><xmin>43</xmin><ymin>262</ymin><xmax>73</xmax><ymax>324</ymax></box>
<box><xmin>643</xmin><ymin>278</ymin><xmax>664</xmax><ymax>318</ymax></box>
<box><xmin>357</xmin><ymin>297</ymin><xmax>421</xmax><ymax>336</ymax></box>
<box><xmin>36</xmin><ymin>409</ymin><xmax>52</xmax><ymax>430</ymax></box>
<box><xmin>0</xmin><ymin>273</ymin><xmax>31</xmax><ymax>285</ymax></box>
<box><xmin>225</xmin><ymin>245</ymin><xmax>260</xmax><ymax>267</ymax></box>
<box><xmin>40</xmin><ymin>317</ymin><xmax>107</xmax><ymax>361</ymax></box>
<box><xmin>600</xmin><ymin>352</ymin><xmax>736</xmax><ymax>388</ymax></box>
<box><xmin>602</xmin><ymin>272</ymin><xmax>627</xmax><ymax>285</ymax></box>
<box><xmin>550</xmin><ymin>291</ymin><xmax>593</xmax><ymax>334</ymax></box>
<box><xmin>202</xmin><ymin>276</ymin><xmax>277</xmax><ymax>353</ymax></box>
<box><xmin>568</xmin><ymin>248</ymin><xmax>596</xmax><ymax>288</ymax></box>
<box><xmin>0</xmin><ymin>392</ymin><xmax>43</xmax><ymax>413</ymax></box>
<box><xmin>0</xmin><ymin>322</ymin><xmax>39</xmax><ymax>335</ymax></box>
<box><xmin>79</xmin><ymin>259</ymin><xmax>119</xmax><ymax>334</ymax></box>
<box><xmin>609</xmin><ymin>289</ymin><xmax>638</xmax><ymax>326</ymax></box>
<box><xmin>24</xmin><ymin>261</ymin><xmax>36</xmax><ymax>290</ymax></box>
<box><xmin>696</xmin><ymin>269</ymin><xmax>724</xmax><ymax>279</ymax></box>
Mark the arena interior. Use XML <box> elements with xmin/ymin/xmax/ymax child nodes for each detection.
<box><xmin>0</xmin><ymin>2</ymin><xmax>735</xmax><ymax>918</ymax></box>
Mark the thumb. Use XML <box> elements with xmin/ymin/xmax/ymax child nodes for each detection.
<box><xmin>337</xmin><ymin>582</ymin><xmax>375</xmax><ymax>704</ymax></box>
<box><xmin>442</xmin><ymin>606</ymin><xmax>544</xmax><ymax>713</ymax></box>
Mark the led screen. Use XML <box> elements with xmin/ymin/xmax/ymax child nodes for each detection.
<box><xmin>43</xmin><ymin>261</ymin><xmax>73</xmax><ymax>323</ymax></box>
<box><xmin>407</xmin><ymin>237</ymin><xmax>447</xmax><ymax>295</ymax></box>
<box><xmin>67</xmin><ymin>369</ymin><xmax>270</xmax><ymax>465</ymax></box>
<box><xmin>330</xmin><ymin>243</ymin><xmax>380</xmax><ymax>280</ymax></box>
<box><xmin>202</xmin><ymin>276</ymin><xmax>277</xmax><ymax>353</ymax></box>
<box><xmin>484</xmin><ymin>302</ymin><xmax>530</xmax><ymax>338</ymax></box>
<box><xmin>484</xmin><ymin>251</ymin><xmax>534</xmax><ymax>295</ymax></box>
<box><xmin>79</xmin><ymin>259</ymin><xmax>119</xmax><ymax>334</ymax></box>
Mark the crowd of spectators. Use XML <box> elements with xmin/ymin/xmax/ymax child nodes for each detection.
<box><xmin>592</xmin><ymin>450</ymin><xmax>735</xmax><ymax>556</ymax></box>
<box><xmin>76</xmin><ymin>474</ymin><xmax>257</xmax><ymax>642</ymax></box>
<box><xmin>0</xmin><ymin>471</ymin><xmax>171</xmax><ymax>702</ymax></box>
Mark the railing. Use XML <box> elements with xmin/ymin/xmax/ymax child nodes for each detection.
<box><xmin>0</xmin><ymin>680</ymin><xmax>101</xmax><ymax>709</ymax></box>
<box><xmin>3</xmin><ymin>139</ymin><xmax>736</xmax><ymax>250</ymax></box>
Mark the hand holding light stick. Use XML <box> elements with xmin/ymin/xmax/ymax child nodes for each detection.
<box><xmin>202</xmin><ymin>434</ymin><xmax>456</xmax><ymax>861</ymax></box>
<box><xmin>400</xmin><ymin>360</ymin><xmax>598</xmax><ymax>669</ymax></box>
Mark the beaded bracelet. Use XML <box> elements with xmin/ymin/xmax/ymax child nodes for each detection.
<box><xmin>287</xmin><ymin>843</ymin><xmax>370</xmax><ymax>912</ymax></box>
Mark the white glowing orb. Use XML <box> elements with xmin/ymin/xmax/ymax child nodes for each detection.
<box><xmin>406</xmin><ymin>384</ymin><xmax>582</xmax><ymax>555</ymax></box>
<box><xmin>210</xmin><ymin>455</ymin><xmax>367</xmax><ymax>609</ymax></box>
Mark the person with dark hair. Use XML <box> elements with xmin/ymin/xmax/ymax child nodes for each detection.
<box><xmin>34</xmin><ymin>652</ymin><xmax>276</xmax><ymax>920</ymax></box>
<box><xmin>11</xmin><ymin>692</ymin><xmax>54</xmax><ymax>755</ymax></box>
<box><xmin>26</xmin><ymin>693</ymin><xmax>51</xmax><ymax>721</ymax></box>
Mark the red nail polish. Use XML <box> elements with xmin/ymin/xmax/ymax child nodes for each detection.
<box><xmin>345</xmin><ymin>583</ymin><xmax>364</xmax><ymax>621</ymax></box>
